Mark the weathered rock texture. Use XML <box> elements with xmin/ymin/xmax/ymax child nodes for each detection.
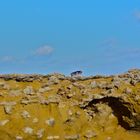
<box><xmin>0</xmin><ymin>70</ymin><xmax>140</xmax><ymax>140</ymax></box>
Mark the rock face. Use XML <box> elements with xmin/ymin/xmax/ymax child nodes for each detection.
<box><xmin>0</xmin><ymin>70</ymin><xmax>140</xmax><ymax>140</ymax></box>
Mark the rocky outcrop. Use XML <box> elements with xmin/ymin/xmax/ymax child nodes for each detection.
<box><xmin>0</xmin><ymin>69</ymin><xmax>140</xmax><ymax>140</ymax></box>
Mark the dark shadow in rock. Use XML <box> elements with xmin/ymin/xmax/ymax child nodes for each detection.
<box><xmin>85</xmin><ymin>97</ymin><xmax>137</xmax><ymax>130</ymax></box>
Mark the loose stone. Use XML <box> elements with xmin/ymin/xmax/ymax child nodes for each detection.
<box><xmin>36</xmin><ymin>128</ymin><xmax>44</xmax><ymax>138</ymax></box>
<box><xmin>23</xmin><ymin>127</ymin><xmax>33</xmax><ymax>134</ymax></box>
<box><xmin>15</xmin><ymin>136</ymin><xmax>23</xmax><ymax>140</ymax></box>
<box><xmin>4</xmin><ymin>105</ymin><xmax>13</xmax><ymax>114</ymax></box>
<box><xmin>0</xmin><ymin>119</ymin><xmax>9</xmax><ymax>126</ymax></box>
<box><xmin>45</xmin><ymin>118</ymin><xmax>55</xmax><ymax>126</ymax></box>
<box><xmin>21</xmin><ymin>110</ymin><xmax>31</xmax><ymax>119</ymax></box>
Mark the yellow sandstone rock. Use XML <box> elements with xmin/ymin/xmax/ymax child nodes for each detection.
<box><xmin>0</xmin><ymin>70</ymin><xmax>140</xmax><ymax>139</ymax></box>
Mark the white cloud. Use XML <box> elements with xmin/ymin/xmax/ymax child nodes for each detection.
<box><xmin>100</xmin><ymin>38</ymin><xmax>118</xmax><ymax>48</ymax></box>
<box><xmin>0</xmin><ymin>56</ymin><xmax>15</xmax><ymax>62</ymax></box>
<box><xmin>134</xmin><ymin>10</ymin><xmax>140</xmax><ymax>20</ymax></box>
<box><xmin>34</xmin><ymin>45</ymin><xmax>54</xmax><ymax>56</ymax></box>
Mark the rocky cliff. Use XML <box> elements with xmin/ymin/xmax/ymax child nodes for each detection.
<box><xmin>0</xmin><ymin>69</ymin><xmax>140</xmax><ymax>140</ymax></box>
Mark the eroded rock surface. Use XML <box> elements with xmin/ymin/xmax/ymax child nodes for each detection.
<box><xmin>0</xmin><ymin>70</ymin><xmax>140</xmax><ymax>139</ymax></box>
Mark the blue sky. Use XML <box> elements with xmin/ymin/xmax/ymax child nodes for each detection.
<box><xmin>0</xmin><ymin>0</ymin><xmax>140</xmax><ymax>75</ymax></box>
